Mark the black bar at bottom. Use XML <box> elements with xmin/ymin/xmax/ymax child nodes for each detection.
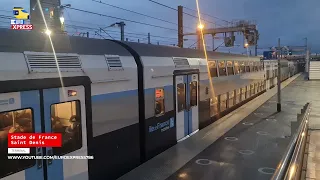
<box><xmin>277</xmin><ymin>103</ymin><xmax>281</xmax><ymax>112</ymax></box>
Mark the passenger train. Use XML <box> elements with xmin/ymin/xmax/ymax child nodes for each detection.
<box><xmin>0</xmin><ymin>29</ymin><xmax>299</xmax><ymax>180</ymax></box>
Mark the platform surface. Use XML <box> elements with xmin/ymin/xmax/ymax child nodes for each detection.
<box><xmin>118</xmin><ymin>74</ymin><xmax>315</xmax><ymax>180</ymax></box>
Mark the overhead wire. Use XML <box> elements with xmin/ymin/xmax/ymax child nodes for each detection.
<box><xmin>64</xmin><ymin>20</ymin><xmax>197</xmax><ymax>41</ymax></box>
<box><xmin>29</xmin><ymin>1</ymin><xmax>179</xmax><ymax>32</ymax></box>
<box><xmin>148</xmin><ymin>0</ymin><xmax>223</xmax><ymax>27</ymax></box>
<box><xmin>91</xmin><ymin>0</ymin><xmax>194</xmax><ymax>30</ymax></box>
<box><xmin>182</xmin><ymin>6</ymin><xmax>231</xmax><ymax>24</ymax></box>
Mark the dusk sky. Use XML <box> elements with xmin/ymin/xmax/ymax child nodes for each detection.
<box><xmin>0</xmin><ymin>0</ymin><xmax>318</xmax><ymax>54</ymax></box>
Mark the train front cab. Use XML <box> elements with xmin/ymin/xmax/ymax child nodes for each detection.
<box><xmin>174</xmin><ymin>69</ymin><xmax>199</xmax><ymax>142</ymax></box>
<box><xmin>0</xmin><ymin>76</ymin><xmax>92</xmax><ymax>180</ymax></box>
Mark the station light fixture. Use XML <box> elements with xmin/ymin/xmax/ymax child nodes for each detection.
<box><xmin>244</xmin><ymin>43</ymin><xmax>249</xmax><ymax>48</ymax></box>
<box><xmin>197</xmin><ymin>24</ymin><xmax>204</xmax><ymax>29</ymax></box>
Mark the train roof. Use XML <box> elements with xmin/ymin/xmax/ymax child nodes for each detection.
<box><xmin>0</xmin><ymin>29</ymin><xmax>131</xmax><ymax>56</ymax></box>
<box><xmin>121</xmin><ymin>41</ymin><xmax>252</xmax><ymax>60</ymax></box>
<box><xmin>0</xmin><ymin>29</ymin><xmax>259</xmax><ymax>61</ymax></box>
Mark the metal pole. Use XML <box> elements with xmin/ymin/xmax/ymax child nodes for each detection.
<box><xmin>120</xmin><ymin>22</ymin><xmax>125</xmax><ymax>41</ymax></box>
<box><xmin>212</xmin><ymin>34</ymin><xmax>215</xmax><ymax>51</ymax></box>
<box><xmin>277</xmin><ymin>38</ymin><xmax>281</xmax><ymax>112</ymax></box>
<box><xmin>178</xmin><ymin>6</ymin><xmax>183</xmax><ymax>48</ymax></box>
<box><xmin>148</xmin><ymin>33</ymin><xmax>151</xmax><ymax>44</ymax></box>
<box><xmin>254</xmin><ymin>30</ymin><xmax>258</xmax><ymax>56</ymax></box>
<box><xmin>87</xmin><ymin>32</ymin><xmax>89</xmax><ymax>38</ymax></box>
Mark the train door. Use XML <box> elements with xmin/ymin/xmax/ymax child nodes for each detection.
<box><xmin>43</xmin><ymin>86</ymin><xmax>88</xmax><ymax>180</ymax></box>
<box><xmin>0</xmin><ymin>84</ymin><xmax>89</xmax><ymax>180</ymax></box>
<box><xmin>0</xmin><ymin>90</ymin><xmax>44</xmax><ymax>180</ymax></box>
<box><xmin>175</xmin><ymin>73</ymin><xmax>199</xmax><ymax>142</ymax></box>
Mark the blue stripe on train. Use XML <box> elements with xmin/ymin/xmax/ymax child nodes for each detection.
<box><xmin>91</xmin><ymin>86</ymin><xmax>173</xmax><ymax>101</ymax></box>
<box><xmin>21</xmin><ymin>90</ymin><xmax>44</xmax><ymax>180</ymax></box>
<box><xmin>43</xmin><ymin>88</ymin><xmax>64</xmax><ymax>180</ymax></box>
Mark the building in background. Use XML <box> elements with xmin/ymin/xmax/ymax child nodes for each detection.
<box><xmin>30</xmin><ymin>0</ymin><xmax>61</xmax><ymax>33</ymax></box>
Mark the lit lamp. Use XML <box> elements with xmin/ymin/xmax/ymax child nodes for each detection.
<box><xmin>244</xmin><ymin>43</ymin><xmax>249</xmax><ymax>48</ymax></box>
<box><xmin>197</xmin><ymin>24</ymin><xmax>204</xmax><ymax>29</ymax></box>
<box><xmin>60</xmin><ymin>16</ymin><xmax>65</xmax><ymax>31</ymax></box>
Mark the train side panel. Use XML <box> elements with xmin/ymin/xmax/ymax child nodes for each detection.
<box><xmin>141</xmin><ymin>56</ymin><xmax>176</xmax><ymax>160</ymax></box>
<box><xmin>81</xmin><ymin>55</ymin><xmax>140</xmax><ymax>180</ymax></box>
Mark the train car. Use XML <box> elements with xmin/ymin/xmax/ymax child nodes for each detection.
<box><xmin>0</xmin><ymin>29</ymin><xmax>299</xmax><ymax>180</ymax></box>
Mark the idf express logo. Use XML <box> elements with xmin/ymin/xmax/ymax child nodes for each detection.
<box><xmin>149</xmin><ymin>118</ymin><xmax>175</xmax><ymax>133</ymax></box>
<box><xmin>11</xmin><ymin>7</ymin><xmax>33</xmax><ymax>30</ymax></box>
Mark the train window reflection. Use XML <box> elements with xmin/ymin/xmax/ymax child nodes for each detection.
<box><xmin>51</xmin><ymin>101</ymin><xmax>82</xmax><ymax>155</ymax></box>
<box><xmin>236</xmin><ymin>89</ymin><xmax>241</xmax><ymax>104</ymax></box>
<box><xmin>234</xmin><ymin>61</ymin><xmax>240</xmax><ymax>74</ymax></box>
<box><xmin>241</xmin><ymin>87</ymin><xmax>246</xmax><ymax>101</ymax></box>
<box><xmin>228</xmin><ymin>91</ymin><xmax>234</xmax><ymax>107</ymax></box>
<box><xmin>220</xmin><ymin>94</ymin><xmax>227</xmax><ymax>112</ymax></box>
<box><xmin>246</xmin><ymin>85</ymin><xmax>251</xmax><ymax>98</ymax></box>
<box><xmin>251</xmin><ymin>84</ymin><xmax>255</xmax><ymax>95</ymax></box>
<box><xmin>210</xmin><ymin>97</ymin><xmax>218</xmax><ymax>117</ymax></box>
<box><xmin>209</xmin><ymin>61</ymin><xmax>218</xmax><ymax>77</ymax></box>
<box><xmin>240</xmin><ymin>61</ymin><xmax>246</xmax><ymax>73</ymax></box>
<box><xmin>190</xmin><ymin>81</ymin><xmax>198</xmax><ymax>107</ymax></box>
<box><xmin>218</xmin><ymin>61</ymin><xmax>227</xmax><ymax>76</ymax></box>
<box><xmin>0</xmin><ymin>108</ymin><xmax>35</xmax><ymax>178</ymax></box>
<box><xmin>245</xmin><ymin>62</ymin><xmax>251</xmax><ymax>72</ymax></box>
<box><xmin>177</xmin><ymin>83</ymin><xmax>186</xmax><ymax>112</ymax></box>
<box><xmin>227</xmin><ymin>61</ymin><xmax>234</xmax><ymax>75</ymax></box>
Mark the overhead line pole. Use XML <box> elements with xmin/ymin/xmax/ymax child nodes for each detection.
<box><xmin>277</xmin><ymin>38</ymin><xmax>281</xmax><ymax>112</ymax></box>
<box><xmin>178</xmin><ymin>6</ymin><xmax>183</xmax><ymax>48</ymax></box>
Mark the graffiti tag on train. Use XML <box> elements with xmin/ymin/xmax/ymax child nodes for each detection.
<box><xmin>149</xmin><ymin>118</ymin><xmax>174</xmax><ymax>133</ymax></box>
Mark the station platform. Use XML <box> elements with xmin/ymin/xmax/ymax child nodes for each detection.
<box><xmin>298</xmin><ymin>79</ymin><xmax>320</xmax><ymax>179</ymax></box>
<box><xmin>118</xmin><ymin>73</ymin><xmax>313</xmax><ymax>180</ymax></box>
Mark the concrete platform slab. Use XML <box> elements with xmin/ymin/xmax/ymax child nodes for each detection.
<box><xmin>117</xmin><ymin>73</ymin><xmax>309</xmax><ymax>180</ymax></box>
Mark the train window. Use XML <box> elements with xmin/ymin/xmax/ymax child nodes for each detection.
<box><xmin>241</xmin><ymin>87</ymin><xmax>246</xmax><ymax>101</ymax></box>
<box><xmin>0</xmin><ymin>108</ymin><xmax>35</xmax><ymax>178</ymax></box>
<box><xmin>234</xmin><ymin>61</ymin><xmax>240</xmax><ymax>74</ymax></box>
<box><xmin>210</xmin><ymin>97</ymin><xmax>218</xmax><ymax>117</ymax></box>
<box><xmin>255</xmin><ymin>83</ymin><xmax>259</xmax><ymax>93</ymax></box>
<box><xmin>209</xmin><ymin>61</ymin><xmax>218</xmax><ymax>77</ymax></box>
<box><xmin>240</xmin><ymin>61</ymin><xmax>246</xmax><ymax>73</ymax></box>
<box><xmin>254</xmin><ymin>62</ymin><xmax>258</xmax><ymax>71</ymax></box>
<box><xmin>218</xmin><ymin>61</ymin><xmax>227</xmax><ymax>76</ymax></box>
<box><xmin>228</xmin><ymin>91</ymin><xmax>235</xmax><ymax>108</ymax></box>
<box><xmin>245</xmin><ymin>62</ymin><xmax>251</xmax><ymax>72</ymax></box>
<box><xmin>236</xmin><ymin>89</ymin><xmax>241</xmax><ymax>104</ymax></box>
<box><xmin>220</xmin><ymin>93</ymin><xmax>227</xmax><ymax>112</ymax></box>
<box><xmin>227</xmin><ymin>61</ymin><xmax>234</xmax><ymax>75</ymax></box>
<box><xmin>250</xmin><ymin>84</ymin><xmax>255</xmax><ymax>95</ymax></box>
<box><xmin>246</xmin><ymin>85</ymin><xmax>251</xmax><ymax>98</ymax></box>
<box><xmin>51</xmin><ymin>101</ymin><xmax>82</xmax><ymax>156</ymax></box>
<box><xmin>249</xmin><ymin>62</ymin><xmax>254</xmax><ymax>72</ymax></box>
<box><xmin>177</xmin><ymin>83</ymin><xmax>186</xmax><ymax>112</ymax></box>
<box><xmin>190</xmin><ymin>81</ymin><xmax>198</xmax><ymax>107</ymax></box>
<box><xmin>155</xmin><ymin>88</ymin><xmax>165</xmax><ymax>116</ymax></box>
<box><xmin>266</xmin><ymin>70</ymin><xmax>270</xmax><ymax>79</ymax></box>
<box><xmin>260</xmin><ymin>62</ymin><xmax>264</xmax><ymax>71</ymax></box>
